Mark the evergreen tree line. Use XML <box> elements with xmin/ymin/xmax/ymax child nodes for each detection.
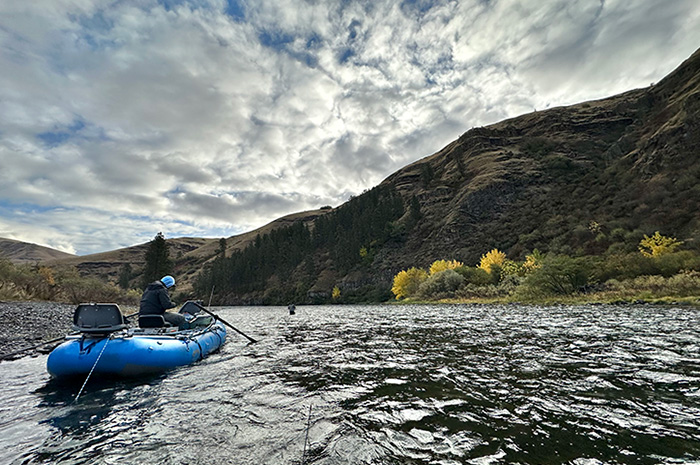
<box><xmin>194</xmin><ymin>185</ymin><xmax>406</xmax><ymax>303</ymax></box>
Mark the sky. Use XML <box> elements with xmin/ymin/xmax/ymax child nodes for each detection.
<box><xmin>1</xmin><ymin>0</ymin><xmax>699</xmax><ymax>256</ymax></box>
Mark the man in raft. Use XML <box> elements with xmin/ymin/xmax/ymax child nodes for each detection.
<box><xmin>139</xmin><ymin>275</ymin><xmax>186</xmax><ymax>328</ymax></box>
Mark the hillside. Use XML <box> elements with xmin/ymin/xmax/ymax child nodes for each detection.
<box><xmin>383</xmin><ymin>47</ymin><xmax>700</xmax><ymax>269</ymax></box>
<box><xmin>45</xmin><ymin>237</ymin><xmax>215</xmax><ymax>289</ymax></box>
<box><xmin>0</xmin><ymin>238</ymin><xmax>75</xmax><ymax>264</ymax></box>
<box><xmin>194</xmin><ymin>47</ymin><xmax>700</xmax><ymax>304</ymax></box>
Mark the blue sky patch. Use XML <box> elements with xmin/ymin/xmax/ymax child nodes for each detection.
<box><xmin>224</xmin><ymin>0</ymin><xmax>246</xmax><ymax>21</ymax></box>
<box><xmin>258</xmin><ymin>29</ymin><xmax>295</xmax><ymax>50</ymax></box>
<box><xmin>37</xmin><ymin>131</ymin><xmax>72</xmax><ymax>147</ymax></box>
<box><xmin>158</xmin><ymin>0</ymin><xmax>188</xmax><ymax>11</ymax></box>
<box><xmin>339</xmin><ymin>48</ymin><xmax>356</xmax><ymax>64</ymax></box>
<box><xmin>0</xmin><ymin>200</ymin><xmax>57</xmax><ymax>215</ymax></box>
<box><xmin>37</xmin><ymin>119</ymin><xmax>84</xmax><ymax>147</ymax></box>
<box><xmin>401</xmin><ymin>0</ymin><xmax>439</xmax><ymax>16</ymax></box>
<box><xmin>257</xmin><ymin>29</ymin><xmax>320</xmax><ymax>67</ymax></box>
<box><xmin>35</xmin><ymin>119</ymin><xmax>103</xmax><ymax>148</ymax></box>
<box><xmin>306</xmin><ymin>33</ymin><xmax>322</xmax><ymax>50</ymax></box>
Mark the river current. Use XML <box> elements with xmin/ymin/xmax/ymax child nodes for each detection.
<box><xmin>0</xmin><ymin>304</ymin><xmax>699</xmax><ymax>464</ymax></box>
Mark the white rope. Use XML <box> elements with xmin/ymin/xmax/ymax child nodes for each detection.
<box><xmin>74</xmin><ymin>336</ymin><xmax>111</xmax><ymax>402</ymax></box>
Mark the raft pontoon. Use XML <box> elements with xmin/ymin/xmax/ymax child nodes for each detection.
<box><xmin>47</xmin><ymin>301</ymin><xmax>227</xmax><ymax>378</ymax></box>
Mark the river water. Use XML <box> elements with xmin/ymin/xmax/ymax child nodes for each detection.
<box><xmin>0</xmin><ymin>304</ymin><xmax>699</xmax><ymax>464</ymax></box>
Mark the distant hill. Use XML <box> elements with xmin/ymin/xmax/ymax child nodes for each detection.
<box><xmin>0</xmin><ymin>238</ymin><xmax>76</xmax><ymax>264</ymax></box>
<box><xmin>45</xmin><ymin>209</ymin><xmax>328</xmax><ymax>292</ymax></box>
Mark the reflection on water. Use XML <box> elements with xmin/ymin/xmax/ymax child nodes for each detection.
<box><xmin>0</xmin><ymin>305</ymin><xmax>699</xmax><ymax>464</ymax></box>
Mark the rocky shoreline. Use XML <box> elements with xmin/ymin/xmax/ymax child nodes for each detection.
<box><xmin>0</xmin><ymin>301</ymin><xmax>139</xmax><ymax>360</ymax></box>
<box><xmin>0</xmin><ymin>301</ymin><xmax>75</xmax><ymax>359</ymax></box>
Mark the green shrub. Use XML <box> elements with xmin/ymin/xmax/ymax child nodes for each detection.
<box><xmin>517</xmin><ymin>254</ymin><xmax>593</xmax><ymax>297</ymax></box>
<box><xmin>60</xmin><ymin>276</ymin><xmax>122</xmax><ymax>304</ymax></box>
<box><xmin>597</xmin><ymin>251</ymin><xmax>700</xmax><ymax>282</ymax></box>
<box><xmin>596</xmin><ymin>253</ymin><xmax>654</xmax><ymax>281</ymax></box>
<box><xmin>456</xmin><ymin>283</ymin><xmax>501</xmax><ymax>299</ymax></box>
<box><xmin>604</xmin><ymin>271</ymin><xmax>700</xmax><ymax>298</ymax></box>
<box><xmin>454</xmin><ymin>275</ymin><xmax>521</xmax><ymax>300</ymax></box>
<box><xmin>654</xmin><ymin>251</ymin><xmax>700</xmax><ymax>276</ymax></box>
<box><xmin>667</xmin><ymin>271</ymin><xmax>700</xmax><ymax>296</ymax></box>
<box><xmin>418</xmin><ymin>269</ymin><xmax>465</xmax><ymax>299</ymax></box>
<box><xmin>454</xmin><ymin>266</ymin><xmax>492</xmax><ymax>285</ymax></box>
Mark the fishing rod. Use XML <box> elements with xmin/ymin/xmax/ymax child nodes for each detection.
<box><xmin>1</xmin><ymin>333</ymin><xmax>73</xmax><ymax>360</ymax></box>
<box><xmin>302</xmin><ymin>404</ymin><xmax>313</xmax><ymax>464</ymax></box>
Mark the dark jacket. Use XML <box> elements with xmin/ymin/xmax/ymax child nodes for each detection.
<box><xmin>139</xmin><ymin>281</ymin><xmax>176</xmax><ymax>316</ymax></box>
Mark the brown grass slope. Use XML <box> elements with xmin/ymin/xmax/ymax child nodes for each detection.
<box><xmin>0</xmin><ymin>238</ymin><xmax>76</xmax><ymax>264</ymax></box>
<box><xmin>378</xmin><ymin>48</ymin><xmax>700</xmax><ymax>271</ymax></box>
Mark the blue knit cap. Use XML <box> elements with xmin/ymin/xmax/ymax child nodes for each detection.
<box><xmin>161</xmin><ymin>275</ymin><xmax>175</xmax><ymax>288</ymax></box>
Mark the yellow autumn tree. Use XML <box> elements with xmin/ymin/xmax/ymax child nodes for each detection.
<box><xmin>478</xmin><ymin>249</ymin><xmax>507</xmax><ymax>274</ymax></box>
<box><xmin>332</xmin><ymin>286</ymin><xmax>341</xmax><ymax>300</ymax></box>
<box><xmin>429</xmin><ymin>259</ymin><xmax>464</xmax><ymax>275</ymax></box>
<box><xmin>38</xmin><ymin>266</ymin><xmax>56</xmax><ymax>286</ymax></box>
<box><xmin>639</xmin><ymin>231</ymin><xmax>683</xmax><ymax>257</ymax></box>
<box><xmin>522</xmin><ymin>249</ymin><xmax>543</xmax><ymax>274</ymax></box>
<box><xmin>391</xmin><ymin>267</ymin><xmax>428</xmax><ymax>299</ymax></box>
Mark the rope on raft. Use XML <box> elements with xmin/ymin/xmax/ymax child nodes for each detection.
<box><xmin>74</xmin><ymin>335</ymin><xmax>112</xmax><ymax>402</ymax></box>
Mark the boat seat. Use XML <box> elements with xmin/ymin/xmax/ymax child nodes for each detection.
<box><xmin>138</xmin><ymin>314</ymin><xmax>171</xmax><ymax>328</ymax></box>
<box><xmin>73</xmin><ymin>303</ymin><xmax>127</xmax><ymax>334</ymax></box>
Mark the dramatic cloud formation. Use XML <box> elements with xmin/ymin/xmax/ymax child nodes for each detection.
<box><xmin>1</xmin><ymin>0</ymin><xmax>698</xmax><ymax>254</ymax></box>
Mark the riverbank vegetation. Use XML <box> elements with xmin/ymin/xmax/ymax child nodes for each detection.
<box><xmin>0</xmin><ymin>233</ymin><xmax>175</xmax><ymax>305</ymax></box>
<box><xmin>2</xmin><ymin>226</ymin><xmax>698</xmax><ymax>307</ymax></box>
<box><xmin>391</xmin><ymin>232</ymin><xmax>700</xmax><ymax>306</ymax></box>
<box><xmin>0</xmin><ymin>258</ymin><xmax>140</xmax><ymax>304</ymax></box>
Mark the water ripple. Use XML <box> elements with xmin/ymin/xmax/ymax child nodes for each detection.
<box><xmin>1</xmin><ymin>305</ymin><xmax>699</xmax><ymax>464</ymax></box>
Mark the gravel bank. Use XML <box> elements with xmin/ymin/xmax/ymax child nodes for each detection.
<box><xmin>0</xmin><ymin>301</ymin><xmax>74</xmax><ymax>359</ymax></box>
<box><xmin>0</xmin><ymin>302</ymin><xmax>137</xmax><ymax>360</ymax></box>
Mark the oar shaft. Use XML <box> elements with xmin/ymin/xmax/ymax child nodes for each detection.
<box><xmin>0</xmin><ymin>333</ymin><xmax>73</xmax><ymax>360</ymax></box>
<box><xmin>193</xmin><ymin>302</ymin><xmax>258</xmax><ymax>344</ymax></box>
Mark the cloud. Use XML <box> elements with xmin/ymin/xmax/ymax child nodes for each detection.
<box><xmin>0</xmin><ymin>0</ymin><xmax>699</xmax><ymax>254</ymax></box>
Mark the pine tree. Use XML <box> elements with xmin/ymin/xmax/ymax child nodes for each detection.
<box><xmin>217</xmin><ymin>238</ymin><xmax>227</xmax><ymax>258</ymax></box>
<box><xmin>408</xmin><ymin>195</ymin><xmax>421</xmax><ymax>228</ymax></box>
<box><xmin>118</xmin><ymin>263</ymin><xmax>132</xmax><ymax>289</ymax></box>
<box><xmin>141</xmin><ymin>232</ymin><xmax>173</xmax><ymax>289</ymax></box>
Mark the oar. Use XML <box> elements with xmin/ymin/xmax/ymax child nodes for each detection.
<box><xmin>0</xmin><ymin>311</ymin><xmax>139</xmax><ymax>361</ymax></box>
<box><xmin>0</xmin><ymin>333</ymin><xmax>75</xmax><ymax>360</ymax></box>
<box><xmin>192</xmin><ymin>302</ymin><xmax>258</xmax><ymax>344</ymax></box>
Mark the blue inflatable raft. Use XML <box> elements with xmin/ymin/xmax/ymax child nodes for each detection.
<box><xmin>47</xmin><ymin>302</ymin><xmax>227</xmax><ymax>378</ymax></box>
